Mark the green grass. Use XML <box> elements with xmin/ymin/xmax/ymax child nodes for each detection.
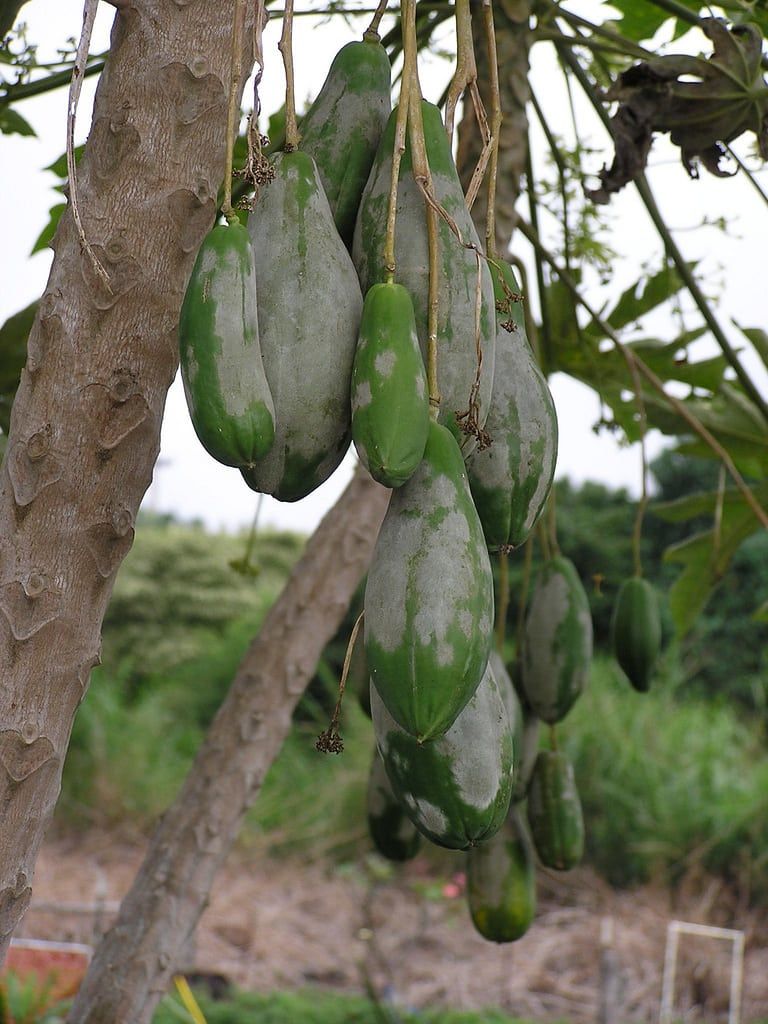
<box><xmin>153</xmin><ymin>986</ymin><xmax>556</xmax><ymax>1024</ymax></box>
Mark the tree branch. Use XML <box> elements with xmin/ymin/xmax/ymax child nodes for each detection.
<box><xmin>68</xmin><ymin>468</ymin><xmax>389</xmax><ymax>1024</ymax></box>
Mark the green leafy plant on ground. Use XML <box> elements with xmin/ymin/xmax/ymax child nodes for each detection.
<box><xmin>153</xmin><ymin>986</ymin><xmax>555</xmax><ymax>1024</ymax></box>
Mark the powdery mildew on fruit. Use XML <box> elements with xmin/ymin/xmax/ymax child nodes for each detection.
<box><xmin>370</xmin><ymin>674</ymin><xmax>511</xmax><ymax>849</ymax></box>
<box><xmin>245</xmin><ymin>152</ymin><xmax>362</xmax><ymax>500</ymax></box>
<box><xmin>352</xmin><ymin>104</ymin><xmax>496</xmax><ymax>451</ymax></box>
<box><xmin>468</xmin><ymin>322</ymin><xmax>557</xmax><ymax>548</ymax></box>
<box><xmin>365</xmin><ymin>424</ymin><xmax>494</xmax><ymax>739</ymax></box>
<box><xmin>521</xmin><ymin>558</ymin><xmax>592</xmax><ymax>724</ymax></box>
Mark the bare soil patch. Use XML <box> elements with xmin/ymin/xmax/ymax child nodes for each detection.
<box><xmin>19</xmin><ymin>833</ymin><xmax>768</xmax><ymax>1022</ymax></box>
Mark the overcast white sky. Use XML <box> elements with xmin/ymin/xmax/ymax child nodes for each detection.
<box><xmin>2</xmin><ymin>2</ymin><xmax>766</xmax><ymax>534</ymax></box>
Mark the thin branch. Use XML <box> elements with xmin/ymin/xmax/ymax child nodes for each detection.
<box><xmin>516</xmin><ymin>216</ymin><xmax>768</xmax><ymax>531</ymax></box>
<box><xmin>222</xmin><ymin>0</ymin><xmax>248</xmax><ymax>222</ymax></box>
<box><xmin>444</xmin><ymin>0</ymin><xmax>476</xmax><ymax>140</ymax></box>
<box><xmin>364</xmin><ymin>0</ymin><xmax>388</xmax><ymax>40</ymax></box>
<box><xmin>0</xmin><ymin>58</ymin><xmax>105</xmax><ymax>106</ymax></box>
<box><xmin>479</xmin><ymin>0</ymin><xmax>501</xmax><ymax>258</ymax></box>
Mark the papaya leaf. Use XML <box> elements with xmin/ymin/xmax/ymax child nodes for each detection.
<box><xmin>663</xmin><ymin>489</ymin><xmax>764</xmax><ymax>636</ymax></box>
<box><xmin>31</xmin><ymin>201</ymin><xmax>66</xmax><ymax>254</ymax></box>
<box><xmin>583</xmin><ymin>263</ymin><xmax>691</xmax><ymax>339</ymax></box>
<box><xmin>587</xmin><ymin>18</ymin><xmax>768</xmax><ymax>203</ymax></box>
<box><xmin>733</xmin><ymin>321</ymin><xmax>768</xmax><ymax>374</ymax></box>
<box><xmin>602</xmin><ymin>2</ymin><xmax>673</xmax><ymax>44</ymax></box>
<box><xmin>754</xmin><ymin>600</ymin><xmax>768</xmax><ymax>623</ymax></box>
<box><xmin>653</xmin><ymin>482</ymin><xmax>768</xmax><ymax>524</ymax></box>
<box><xmin>0</xmin><ymin>302</ymin><xmax>35</xmax><ymax>433</ymax></box>
<box><xmin>0</xmin><ymin>106</ymin><xmax>34</xmax><ymax>136</ymax></box>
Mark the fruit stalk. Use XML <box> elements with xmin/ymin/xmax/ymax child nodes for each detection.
<box><xmin>278</xmin><ymin>0</ymin><xmax>300</xmax><ymax>150</ymax></box>
<box><xmin>222</xmin><ymin>0</ymin><xmax>248</xmax><ymax>222</ymax></box>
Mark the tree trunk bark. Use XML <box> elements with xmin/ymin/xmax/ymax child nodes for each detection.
<box><xmin>0</xmin><ymin>0</ymin><xmax>254</xmax><ymax>956</ymax></box>
<box><xmin>68</xmin><ymin>467</ymin><xmax>389</xmax><ymax>1024</ymax></box>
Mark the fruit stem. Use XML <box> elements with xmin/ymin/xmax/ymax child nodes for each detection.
<box><xmin>316</xmin><ymin>611</ymin><xmax>365</xmax><ymax>754</ymax></box>
<box><xmin>382</xmin><ymin>12</ymin><xmax>414</xmax><ymax>283</ymax></box>
<box><xmin>222</xmin><ymin>0</ymin><xmax>248</xmax><ymax>223</ymax></box>
<box><xmin>405</xmin><ymin>52</ymin><xmax>441</xmax><ymax>418</ymax></box>
<box><xmin>444</xmin><ymin>0</ymin><xmax>477</xmax><ymax>140</ymax></box>
<box><xmin>279</xmin><ymin>0</ymin><xmax>300</xmax><ymax>150</ymax></box>
<box><xmin>479</xmin><ymin>0</ymin><xmax>502</xmax><ymax>258</ymax></box>
<box><xmin>364</xmin><ymin>0</ymin><xmax>388</xmax><ymax>41</ymax></box>
<box><xmin>626</xmin><ymin>353</ymin><xmax>648</xmax><ymax>578</ymax></box>
<box><xmin>494</xmin><ymin>552</ymin><xmax>510</xmax><ymax>653</ymax></box>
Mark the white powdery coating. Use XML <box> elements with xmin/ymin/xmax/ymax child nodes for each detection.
<box><xmin>490</xmin><ymin>650</ymin><xmax>521</xmax><ymax>740</ymax></box>
<box><xmin>352</xmin><ymin>379</ymin><xmax>372</xmax><ymax>412</ymax></box>
<box><xmin>522</xmin><ymin>571</ymin><xmax>570</xmax><ymax>718</ymax></box>
<box><xmin>374</xmin><ymin>350</ymin><xmax>397</xmax><ymax>378</ymax></box>
<box><xmin>444</xmin><ymin>663</ymin><xmax>510</xmax><ymax>812</ymax></box>
<box><xmin>248</xmin><ymin>155</ymin><xmax>362</xmax><ymax>492</ymax></box>
<box><xmin>405</xmin><ymin>795</ymin><xmax>449</xmax><ymax>837</ymax></box>
<box><xmin>365</xmin><ymin>470</ymin><xmax>472</xmax><ymax>657</ymax></box>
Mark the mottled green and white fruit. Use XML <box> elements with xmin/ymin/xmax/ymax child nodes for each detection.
<box><xmin>467</xmin><ymin>260</ymin><xmax>558</xmax><ymax>550</ymax></box>
<box><xmin>179</xmin><ymin>222</ymin><xmax>275</xmax><ymax>467</ymax></box>
<box><xmin>370</xmin><ymin>661</ymin><xmax>513</xmax><ymax>850</ymax></box>
<box><xmin>527</xmin><ymin>751</ymin><xmax>584</xmax><ymax>871</ymax></box>
<box><xmin>490</xmin><ymin>651</ymin><xmax>524</xmax><ymax>778</ymax></box>
<box><xmin>243</xmin><ymin>151</ymin><xmax>362</xmax><ymax>501</ymax></box>
<box><xmin>521</xmin><ymin>556</ymin><xmax>593</xmax><ymax>724</ymax></box>
<box><xmin>365</xmin><ymin>421</ymin><xmax>494</xmax><ymax>741</ymax></box>
<box><xmin>351</xmin><ymin>283</ymin><xmax>429</xmax><ymax>487</ymax></box>
<box><xmin>612</xmin><ymin>576</ymin><xmax>662</xmax><ymax>692</ymax></box>
<box><xmin>467</xmin><ymin>807</ymin><xmax>536</xmax><ymax>943</ymax></box>
<box><xmin>367</xmin><ymin>750</ymin><xmax>421</xmax><ymax>862</ymax></box>
<box><xmin>348</xmin><ymin>628</ymin><xmax>371</xmax><ymax>719</ymax></box>
<box><xmin>353</xmin><ymin>102</ymin><xmax>495</xmax><ymax>451</ymax></box>
<box><xmin>300</xmin><ymin>39</ymin><xmax>391</xmax><ymax>248</ymax></box>
<box><xmin>510</xmin><ymin>705</ymin><xmax>541</xmax><ymax>805</ymax></box>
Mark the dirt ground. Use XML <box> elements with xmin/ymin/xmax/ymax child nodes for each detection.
<box><xmin>20</xmin><ymin>832</ymin><xmax>768</xmax><ymax>1022</ymax></box>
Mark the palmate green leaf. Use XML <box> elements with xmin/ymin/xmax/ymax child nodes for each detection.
<box><xmin>0</xmin><ymin>106</ymin><xmax>34</xmax><ymax>136</ymax></box>
<box><xmin>602</xmin><ymin>1</ymin><xmax>672</xmax><ymax>43</ymax></box>
<box><xmin>0</xmin><ymin>302</ymin><xmax>35</xmax><ymax>435</ymax></box>
<box><xmin>31</xmin><ymin>202</ymin><xmax>65</xmax><ymax>254</ymax></box>
<box><xmin>662</xmin><ymin>485</ymin><xmax>767</xmax><ymax>635</ymax></box>
<box><xmin>733</xmin><ymin>321</ymin><xmax>768</xmax><ymax>374</ymax></box>
<box><xmin>583</xmin><ymin>263</ymin><xmax>691</xmax><ymax>339</ymax></box>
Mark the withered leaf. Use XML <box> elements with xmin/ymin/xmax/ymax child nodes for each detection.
<box><xmin>586</xmin><ymin>18</ymin><xmax>768</xmax><ymax>204</ymax></box>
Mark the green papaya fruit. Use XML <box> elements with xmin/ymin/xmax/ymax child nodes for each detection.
<box><xmin>521</xmin><ymin>556</ymin><xmax>593</xmax><ymax>724</ymax></box>
<box><xmin>467</xmin><ymin>260</ymin><xmax>558</xmax><ymax>550</ymax></box>
<box><xmin>367</xmin><ymin>749</ymin><xmax>421</xmax><ymax>861</ymax></box>
<box><xmin>351</xmin><ymin>283</ymin><xmax>430</xmax><ymax>487</ymax></box>
<box><xmin>611</xmin><ymin>576</ymin><xmax>662</xmax><ymax>692</ymax></box>
<box><xmin>353</xmin><ymin>101</ymin><xmax>495</xmax><ymax>451</ymax></box>
<box><xmin>510</xmin><ymin>705</ymin><xmax>541</xmax><ymax>805</ymax></box>
<box><xmin>348</xmin><ymin>626</ymin><xmax>371</xmax><ymax>719</ymax></box>
<box><xmin>244</xmin><ymin>151</ymin><xmax>362</xmax><ymax>501</ymax></box>
<box><xmin>466</xmin><ymin>807</ymin><xmax>536</xmax><ymax>943</ymax></box>
<box><xmin>489</xmin><ymin>651</ymin><xmax>524</xmax><ymax>778</ymax></box>
<box><xmin>179</xmin><ymin>221</ymin><xmax>275</xmax><ymax>468</ymax></box>
<box><xmin>364</xmin><ymin>420</ymin><xmax>494</xmax><ymax>741</ymax></box>
<box><xmin>370</xmin><ymin>660</ymin><xmax>513</xmax><ymax>850</ymax></box>
<box><xmin>300</xmin><ymin>38</ymin><xmax>392</xmax><ymax>247</ymax></box>
<box><xmin>526</xmin><ymin>750</ymin><xmax>584</xmax><ymax>871</ymax></box>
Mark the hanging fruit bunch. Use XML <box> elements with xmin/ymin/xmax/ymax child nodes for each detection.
<box><xmin>176</xmin><ymin>0</ymin><xmax>669</xmax><ymax>947</ymax></box>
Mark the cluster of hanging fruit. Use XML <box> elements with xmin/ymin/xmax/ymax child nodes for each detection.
<box><xmin>178</xmin><ymin>4</ymin><xmax>663</xmax><ymax>946</ymax></box>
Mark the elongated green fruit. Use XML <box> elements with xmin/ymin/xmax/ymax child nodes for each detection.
<box><xmin>468</xmin><ymin>261</ymin><xmax>558</xmax><ymax>550</ymax></box>
<box><xmin>300</xmin><ymin>39</ymin><xmax>392</xmax><ymax>247</ymax></box>
<box><xmin>365</xmin><ymin>421</ymin><xmax>494</xmax><ymax>741</ymax></box>
<box><xmin>352</xmin><ymin>283</ymin><xmax>429</xmax><ymax>487</ymax></box>
<box><xmin>179</xmin><ymin>222</ymin><xmax>275</xmax><ymax>468</ymax></box>
<box><xmin>510</xmin><ymin>706</ymin><xmax>541</xmax><ymax>805</ymax></box>
<box><xmin>353</xmin><ymin>102</ymin><xmax>495</xmax><ymax>451</ymax></box>
<box><xmin>370</xmin><ymin>661</ymin><xmax>513</xmax><ymax>850</ymax></box>
<box><xmin>527</xmin><ymin>751</ymin><xmax>584</xmax><ymax>871</ymax></box>
<box><xmin>367</xmin><ymin>750</ymin><xmax>421</xmax><ymax>862</ymax></box>
<box><xmin>612</xmin><ymin>576</ymin><xmax>662</xmax><ymax>692</ymax></box>
<box><xmin>521</xmin><ymin>556</ymin><xmax>593</xmax><ymax>724</ymax></box>
<box><xmin>467</xmin><ymin>807</ymin><xmax>536</xmax><ymax>943</ymax></box>
<box><xmin>490</xmin><ymin>652</ymin><xmax>523</xmax><ymax>777</ymax></box>
<box><xmin>244</xmin><ymin>151</ymin><xmax>362</xmax><ymax>501</ymax></box>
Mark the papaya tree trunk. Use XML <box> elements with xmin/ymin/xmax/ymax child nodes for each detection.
<box><xmin>68</xmin><ymin>467</ymin><xmax>389</xmax><ymax>1024</ymax></box>
<box><xmin>0</xmin><ymin>0</ymin><xmax>255</xmax><ymax>956</ymax></box>
<box><xmin>457</xmin><ymin>0</ymin><xmax>533</xmax><ymax>251</ymax></box>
